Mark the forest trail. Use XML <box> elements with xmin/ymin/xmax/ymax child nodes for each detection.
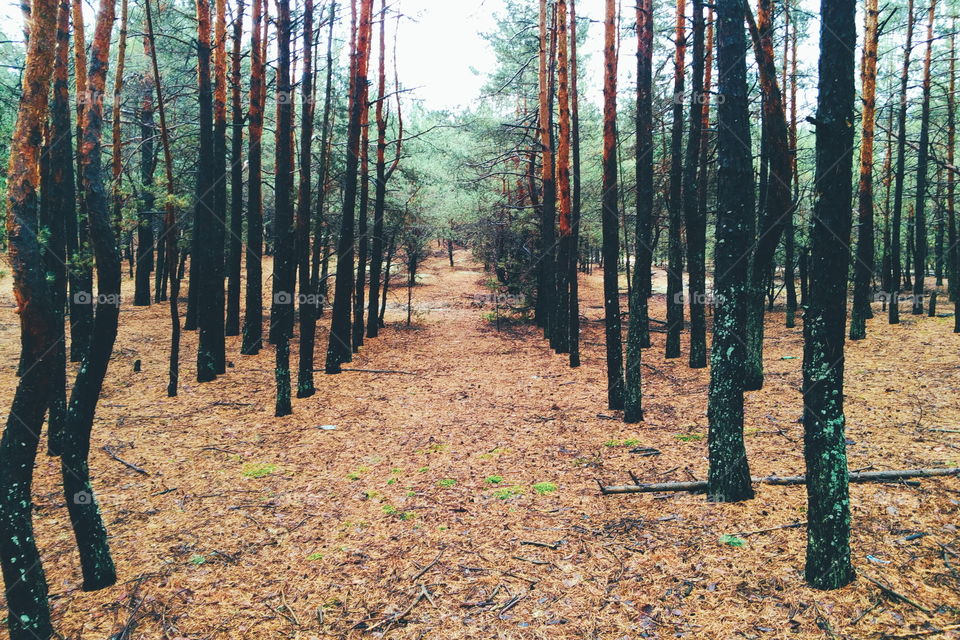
<box><xmin>0</xmin><ymin>249</ymin><xmax>959</xmax><ymax>638</ymax></box>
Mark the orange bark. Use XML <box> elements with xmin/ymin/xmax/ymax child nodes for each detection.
<box><xmin>556</xmin><ymin>0</ymin><xmax>572</xmax><ymax>237</ymax></box>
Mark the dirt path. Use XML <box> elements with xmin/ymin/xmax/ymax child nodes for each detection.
<box><xmin>0</xmin><ymin>248</ymin><xmax>958</xmax><ymax>639</ymax></box>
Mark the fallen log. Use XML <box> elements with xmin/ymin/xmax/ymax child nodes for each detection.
<box><xmin>599</xmin><ymin>468</ymin><xmax>960</xmax><ymax>495</ymax></box>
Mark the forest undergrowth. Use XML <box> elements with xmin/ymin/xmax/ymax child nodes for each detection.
<box><xmin>0</xmin><ymin>249</ymin><xmax>957</xmax><ymax>639</ymax></box>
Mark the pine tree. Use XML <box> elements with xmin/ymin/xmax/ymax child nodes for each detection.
<box><xmin>601</xmin><ymin>0</ymin><xmax>625</xmax><ymax>410</ymax></box>
<box><xmin>802</xmin><ymin>0</ymin><xmax>856</xmax><ymax>590</ymax></box>
<box><xmin>707</xmin><ymin>0</ymin><xmax>754</xmax><ymax>503</ymax></box>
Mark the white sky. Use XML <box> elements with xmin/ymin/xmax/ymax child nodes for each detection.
<box><xmin>0</xmin><ymin>0</ymin><xmax>823</xmax><ymax>113</ymax></box>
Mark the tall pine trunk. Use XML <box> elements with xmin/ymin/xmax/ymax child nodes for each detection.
<box><xmin>226</xmin><ymin>0</ymin><xmax>245</xmax><ymax>337</ymax></box>
<box><xmin>45</xmin><ymin>0</ymin><xmax>75</xmax><ymax>456</ymax></box>
<box><xmin>912</xmin><ymin>0</ymin><xmax>937</xmax><ymax>315</ymax></box>
<box><xmin>802</xmin><ymin>0</ymin><xmax>856</xmax><ymax>590</ymax></box>
<box><xmin>296</xmin><ymin>0</ymin><xmax>316</xmax><ymax>397</ymax></box>
<box><xmin>625</xmin><ymin>0</ymin><xmax>653</xmax><ymax>421</ymax></box>
<box><xmin>554</xmin><ymin>0</ymin><xmax>573</xmax><ymax>355</ymax></box>
<box><xmin>0</xmin><ymin>0</ymin><xmax>59</xmax><ymax>633</ymax></box>
<box><xmin>144</xmin><ymin>0</ymin><xmax>181</xmax><ymax>397</ymax></box>
<box><xmin>601</xmin><ymin>0</ymin><xmax>625</xmax><ymax>410</ymax></box>
<box><xmin>889</xmin><ymin>0</ymin><xmax>914</xmax><ymax>324</ymax></box>
<box><xmin>537</xmin><ymin>0</ymin><xmax>557</xmax><ymax>340</ymax></box>
<box><xmin>242</xmin><ymin>0</ymin><xmax>266</xmax><ymax>354</ymax></box>
<box><xmin>850</xmin><ymin>0</ymin><xmax>880</xmax><ymax>339</ymax></box>
<box><xmin>743</xmin><ymin>0</ymin><xmax>792</xmax><ymax>390</ymax></box>
<box><xmin>707</xmin><ymin>0</ymin><xmax>754</xmax><ymax>503</ymax></box>
<box><xmin>326</xmin><ymin>0</ymin><xmax>373</xmax><ymax>373</ymax></box>
<box><xmin>273</xmin><ymin>0</ymin><xmax>295</xmax><ymax>415</ymax></box>
<box><xmin>664</xmin><ymin>0</ymin><xmax>686</xmax><ymax>360</ymax></box>
<box><xmin>568</xmin><ymin>0</ymin><xmax>582</xmax><ymax>367</ymax></box>
<box><xmin>62</xmin><ymin>0</ymin><xmax>121</xmax><ymax>593</ymax></box>
<box><xmin>70</xmin><ymin>0</ymin><xmax>94</xmax><ymax>362</ymax></box>
<box><xmin>683</xmin><ymin>0</ymin><xmax>707</xmax><ymax>369</ymax></box>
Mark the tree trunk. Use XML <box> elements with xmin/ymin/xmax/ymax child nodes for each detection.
<box><xmin>536</xmin><ymin>0</ymin><xmax>557</xmax><ymax>340</ymax></box>
<box><xmin>134</xmin><ymin>64</ymin><xmax>156</xmax><ymax>310</ymax></box>
<box><xmin>44</xmin><ymin>0</ymin><xmax>75</xmax><ymax>456</ymax></box>
<box><xmin>368</xmin><ymin>1</ymin><xmax>402</xmax><ymax>339</ymax></box>
<box><xmin>949</xmin><ymin>24</ymin><xmax>959</xmax><ymax>331</ymax></box>
<box><xmin>554</xmin><ymin>0</ymin><xmax>573</xmax><ymax>356</ymax></box>
<box><xmin>743</xmin><ymin>0</ymin><xmax>792</xmax><ymax>390</ymax></box>
<box><xmin>683</xmin><ymin>0</ymin><xmax>707</xmax><ymax>369</ymax></box>
<box><xmin>144</xmin><ymin>0</ymin><xmax>181</xmax><ymax>397</ymax></box>
<box><xmin>353</xmin><ymin>35</ymin><xmax>373</xmax><ymax>352</ymax></box>
<box><xmin>849</xmin><ymin>0</ymin><xmax>880</xmax><ymax>338</ymax></box>
<box><xmin>625</xmin><ymin>0</ymin><xmax>653</xmax><ymax>421</ymax></box>
<box><xmin>803</xmin><ymin>0</ymin><xmax>856</xmax><ymax>590</ymax></box>
<box><xmin>63</xmin><ymin>0</ymin><xmax>120</xmax><ymax>594</ymax></box>
<box><xmin>0</xmin><ymin>0</ymin><xmax>59</xmax><ymax>633</ymax></box>
<box><xmin>70</xmin><ymin>0</ymin><xmax>94</xmax><ymax>362</ymax></box>
<box><xmin>111</xmin><ymin>0</ymin><xmax>128</xmax><ymax>242</ymax></box>
<box><xmin>296</xmin><ymin>0</ymin><xmax>315</xmax><ymax>397</ymax></box>
<box><xmin>326</xmin><ymin>0</ymin><xmax>374</xmax><ymax>373</ymax></box>
<box><xmin>314</xmin><ymin>2</ymin><xmax>337</xmax><ymax>322</ymax></box>
<box><xmin>889</xmin><ymin>0</ymin><xmax>914</xmax><ymax>324</ymax></box>
<box><xmin>601</xmin><ymin>0</ymin><xmax>625</xmax><ymax>410</ymax></box>
<box><xmin>664</xmin><ymin>0</ymin><xmax>686</xmax><ymax>360</ymax></box>
<box><xmin>568</xmin><ymin>0</ymin><xmax>582</xmax><ymax>368</ymax></box>
<box><xmin>272</xmin><ymin>0</ymin><xmax>295</xmax><ymax>416</ymax></box>
<box><xmin>242</xmin><ymin>0</ymin><xmax>266</xmax><ymax>354</ymax></box>
<box><xmin>912</xmin><ymin>0</ymin><xmax>937</xmax><ymax>315</ymax></box>
<box><xmin>707</xmin><ymin>0</ymin><xmax>754</xmax><ymax>503</ymax></box>
<box><xmin>226</xmin><ymin>0</ymin><xmax>245</xmax><ymax>337</ymax></box>
<box><xmin>191</xmin><ymin>0</ymin><xmax>216</xmax><ymax>375</ymax></box>
<box><xmin>784</xmin><ymin>0</ymin><xmax>798</xmax><ymax>327</ymax></box>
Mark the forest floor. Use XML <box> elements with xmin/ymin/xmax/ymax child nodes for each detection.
<box><xmin>0</xmin><ymin>248</ymin><xmax>959</xmax><ymax>640</ymax></box>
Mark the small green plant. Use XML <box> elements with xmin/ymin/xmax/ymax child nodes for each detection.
<box><xmin>241</xmin><ymin>463</ymin><xmax>277</xmax><ymax>478</ymax></box>
<box><xmin>479</xmin><ymin>447</ymin><xmax>508</xmax><ymax>460</ymax></box>
<box><xmin>438</xmin><ymin>478</ymin><xmax>457</xmax><ymax>488</ymax></box>
<box><xmin>718</xmin><ymin>534</ymin><xmax>746</xmax><ymax>547</ymax></box>
<box><xmin>675</xmin><ymin>432</ymin><xmax>705</xmax><ymax>442</ymax></box>
<box><xmin>485</xmin><ymin>475</ymin><xmax>504</xmax><ymax>484</ymax></box>
<box><xmin>387</xmin><ymin>477</ymin><xmax>398</xmax><ymax>485</ymax></box>
<box><xmin>382</xmin><ymin>504</ymin><xmax>398</xmax><ymax>515</ymax></box>
<box><xmin>346</xmin><ymin>466</ymin><xmax>370</xmax><ymax>481</ymax></box>
<box><xmin>493</xmin><ymin>486</ymin><xmax>523</xmax><ymax>500</ymax></box>
<box><xmin>418</xmin><ymin>466</ymin><xmax>429</xmax><ymax>473</ymax></box>
<box><xmin>532</xmin><ymin>482</ymin><xmax>558</xmax><ymax>495</ymax></box>
<box><xmin>604</xmin><ymin>438</ymin><xmax>641</xmax><ymax>448</ymax></box>
<box><xmin>188</xmin><ymin>554</ymin><xmax>206</xmax><ymax>566</ymax></box>
<box><xmin>307</xmin><ymin>552</ymin><xmax>324</xmax><ymax>561</ymax></box>
<box><xmin>400</xmin><ymin>511</ymin><xmax>416</xmax><ymax>520</ymax></box>
<box><xmin>572</xmin><ymin>455</ymin><xmax>602</xmax><ymax>468</ymax></box>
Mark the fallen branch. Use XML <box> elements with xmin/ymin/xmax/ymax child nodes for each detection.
<box><xmin>736</xmin><ymin>521</ymin><xmax>807</xmax><ymax>537</ymax></box>
<box><xmin>520</xmin><ymin>540</ymin><xmax>561</xmax><ymax>550</ymax></box>
<box><xmin>880</xmin><ymin>625</ymin><xmax>960</xmax><ymax>639</ymax></box>
<box><xmin>858</xmin><ymin>570</ymin><xmax>933</xmax><ymax>616</ymax></box>
<box><xmin>410</xmin><ymin>549</ymin><xmax>444</xmax><ymax>582</ymax></box>
<box><xmin>319</xmin><ymin>368</ymin><xmax>417</xmax><ymax>375</ymax></box>
<box><xmin>599</xmin><ymin>468</ymin><xmax>960</xmax><ymax>495</ymax></box>
<box><xmin>103</xmin><ymin>445</ymin><xmax>150</xmax><ymax>476</ymax></box>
